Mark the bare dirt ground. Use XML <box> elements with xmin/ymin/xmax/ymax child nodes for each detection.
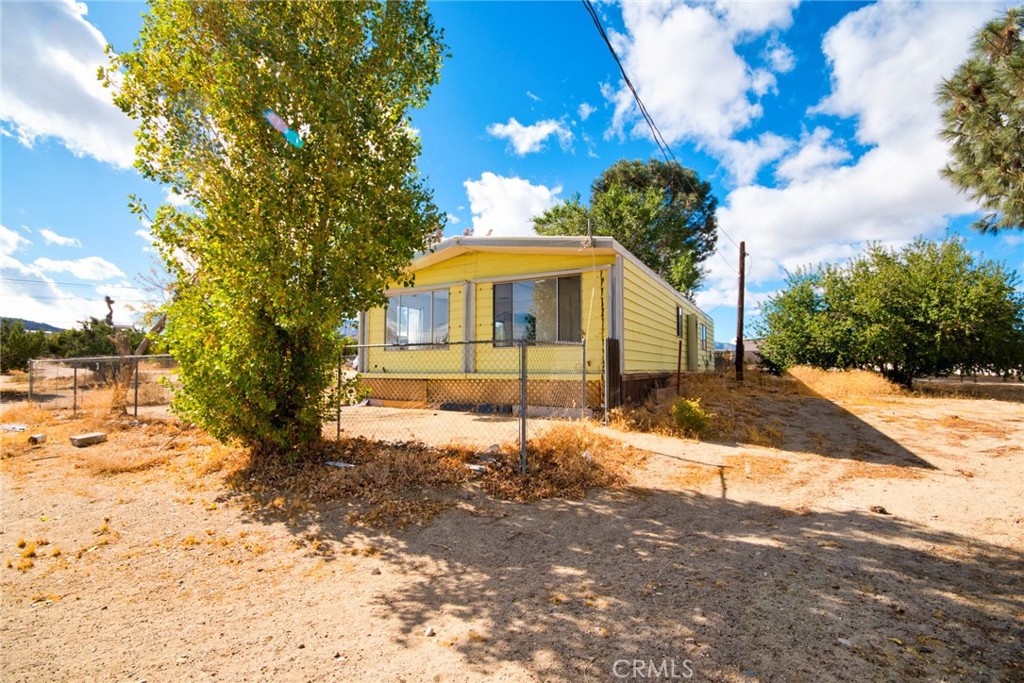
<box><xmin>1</xmin><ymin>374</ymin><xmax>1022</xmax><ymax>682</ymax></box>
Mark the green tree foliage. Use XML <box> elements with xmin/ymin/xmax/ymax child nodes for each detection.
<box><xmin>104</xmin><ymin>1</ymin><xmax>446</xmax><ymax>455</ymax></box>
<box><xmin>0</xmin><ymin>320</ymin><xmax>47</xmax><ymax>373</ymax></box>
<box><xmin>45</xmin><ymin>317</ymin><xmax>146</xmax><ymax>359</ymax></box>
<box><xmin>534</xmin><ymin>159</ymin><xmax>718</xmax><ymax>295</ymax></box>
<box><xmin>937</xmin><ymin>7</ymin><xmax>1024</xmax><ymax>232</ymax></box>
<box><xmin>757</xmin><ymin>239</ymin><xmax>1024</xmax><ymax>387</ymax></box>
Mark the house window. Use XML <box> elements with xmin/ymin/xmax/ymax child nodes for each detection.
<box><xmin>493</xmin><ymin>275</ymin><xmax>581</xmax><ymax>344</ymax></box>
<box><xmin>700</xmin><ymin>323</ymin><xmax>708</xmax><ymax>351</ymax></box>
<box><xmin>385</xmin><ymin>289</ymin><xmax>448</xmax><ymax>346</ymax></box>
<box><xmin>676</xmin><ymin>306</ymin><xmax>683</xmax><ymax>337</ymax></box>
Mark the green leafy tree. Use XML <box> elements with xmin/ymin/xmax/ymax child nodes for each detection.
<box><xmin>938</xmin><ymin>7</ymin><xmax>1024</xmax><ymax>232</ymax></box>
<box><xmin>757</xmin><ymin>238</ymin><xmax>1024</xmax><ymax>388</ymax></box>
<box><xmin>45</xmin><ymin>317</ymin><xmax>145</xmax><ymax>359</ymax></box>
<box><xmin>0</xmin><ymin>319</ymin><xmax>47</xmax><ymax>373</ymax></box>
<box><xmin>103</xmin><ymin>0</ymin><xmax>446</xmax><ymax>456</ymax></box>
<box><xmin>534</xmin><ymin>159</ymin><xmax>718</xmax><ymax>295</ymax></box>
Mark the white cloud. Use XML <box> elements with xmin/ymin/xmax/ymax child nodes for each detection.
<box><xmin>750</xmin><ymin>68</ymin><xmax>777</xmax><ymax>97</ymax></box>
<box><xmin>33</xmin><ymin>256</ymin><xmax>125</xmax><ymax>281</ymax></box>
<box><xmin>714</xmin><ymin>0</ymin><xmax>799</xmax><ymax>38</ymax></box>
<box><xmin>763</xmin><ymin>37</ymin><xmax>796</xmax><ymax>73</ymax></box>
<box><xmin>0</xmin><ymin>230</ymin><xmax>124</xmax><ymax>328</ymax></box>
<box><xmin>164</xmin><ymin>188</ymin><xmax>189</xmax><ymax>207</ymax></box>
<box><xmin>810</xmin><ymin>2</ymin><xmax>991</xmax><ymax>148</ymax></box>
<box><xmin>774</xmin><ymin>127</ymin><xmax>851</xmax><ymax>185</ymax></box>
<box><xmin>711</xmin><ymin>133</ymin><xmax>789</xmax><ymax>187</ymax></box>
<box><xmin>135</xmin><ymin>228</ymin><xmax>157</xmax><ymax>253</ymax></box>
<box><xmin>708</xmin><ymin>2</ymin><xmax>994</xmax><ymax>296</ymax></box>
<box><xmin>578</xmin><ymin>102</ymin><xmax>597</xmax><ymax>121</ymax></box>
<box><xmin>463</xmin><ymin>173</ymin><xmax>562</xmax><ymax>237</ymax></box>
<box><xmin>526</xmin><ymin>91</ymin><xmax>542</xmax><ymax>103</ymax></box>
<box><xmin>39</xmin><ymin>228</ymin><xmax>82</xmax><ymax>248</ymax></box>
<box><xmin>445</xmin><ymin>214</ymin><xmax>461</xmax><ymax>226</ymax></box>
<box><xmin>603</xmin><ymin>1</ymin><xmax>798</xmax><ymax>182</ymax></box>
<box><xmin>487</xmin><ymin>117</ymin><xmax>573</xmax><ymax>156</ymax></box>
<box><xmin>1</xmin><ymin>224</ymin><xmax>30</xmax><ymax>256</ymax></box>
<box><xmin>0</xmin><ymin>0</ymin><xmax>136</xmax><ymax>168</ymax></box>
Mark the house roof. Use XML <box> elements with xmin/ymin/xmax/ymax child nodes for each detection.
<box><xmin>407</xmin><ymin>235</ymin><xmax>709</xmax><ymax>315</ymax></box>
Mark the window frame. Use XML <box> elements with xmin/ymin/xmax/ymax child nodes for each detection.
<box><xmin>699</xmin><ymin>322</ymin><xmax>708</xmax><ymax>351</ymax></box>
<box><xmin>384</xmin><ymin>287</ymin><xmax>450</xmax><ymax>350</ymax></box>
<box><xmin>492</xmin><ymin>274</ymin><xmax>582</xmax><ymax>346</ymax></box>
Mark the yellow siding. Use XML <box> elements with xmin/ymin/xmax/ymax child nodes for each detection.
<box><xmin>364</xmin><ymin>250</ymin><xmax>614</xmax><ymax>377</ymax></box>
<box><xmin>408</xmin><ymin>251</ymin><xmax>615</xmax><ymax>287</ymax></box>
<box><xmin>473</xmin><ymin>269</ymin><xmax>606</xmax><ymax>376</ymax></box>
<box><xmin>622</xmin><ymin>259</ymin><xmax>714</xmax><ymax>374</ymax></box>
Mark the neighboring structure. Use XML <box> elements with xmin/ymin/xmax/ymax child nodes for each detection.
<box><xmin>357</xmin><ymin>236</ymin><xmax>715</xmax><ymax>408</ymax></box>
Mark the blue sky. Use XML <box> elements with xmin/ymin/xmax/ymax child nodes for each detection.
<box><xmin>2</xmin><ymin>0</ymin><xmax>1021</xmax><ymax>341</ymax></box>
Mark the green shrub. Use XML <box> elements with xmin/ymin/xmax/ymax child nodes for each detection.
<box><xmin>670</xmin><ymin>397</ymin><xmax>712</xmax><ymax>437</ymax></box>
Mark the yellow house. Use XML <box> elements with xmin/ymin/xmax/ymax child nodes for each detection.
<box><xmin>357</xmin><ymin>236</ymin><xmax>714</xmax><ymax>408</ymax></box>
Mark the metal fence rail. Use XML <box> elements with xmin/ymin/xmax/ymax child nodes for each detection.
<box><xmin>27</xmin><ymin>354</ymin><xmax>178</xmax><ymax>417</ymax></box>
<box><xmin>24</xmin><ymin>341</ymin><xmax>604</xmax><ymax>471</ymax></box>
<box><xmin>335</xmin><ymin>340</ymin><xmax>601</xmax><ymax>471</ymax></box>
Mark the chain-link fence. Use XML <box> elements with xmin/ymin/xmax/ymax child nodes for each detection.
<box><xmin>331</xmin><ymin>340</ymin><xmax>601</xmax><ymax>466</ymax></box>
<box><xmin>27</xmin><ymin>355</ymin><xmax>178</xmax><ymax>418</ymax></box>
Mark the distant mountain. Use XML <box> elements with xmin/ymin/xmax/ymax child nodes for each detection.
<box><xmin>714</xmin><ymin>341</ymin><xmax>735</xmax><ymax>351</ymax></box>
<box><xmin>2</xmin><ymin>317</ymin><xmax>64</xmax><ymax>333</ymax></box>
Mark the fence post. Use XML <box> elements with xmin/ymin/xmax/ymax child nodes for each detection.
<box><xmin>133</xmin><ymin>356</ymin><xmax>140</xmax><ymax>419</ymax></box>
<box><xmin>581</xmin><ymin>341</ymin><xmax>587</xmax><ymax>420</ymax></box>
<box><xmin>677</xmin><ymin>338</ymin><xmax>683</xmax><ymax>396</ymax></box>
<box><xmin>73</xmin><ymin>366</ymin><xmax>78</xmax><ymax>416</ymax></box>
<box><xmin>336</xmin><ymin>346</ymin><xmax>342</xmax><ymax>441</ymax></box>
<box><xmin>603</xmin><ymin>338</ymin><xmax>610</xmax><ymax>424</ymax></box>
<box><xmin>28</xmin><ymin>360</ymin><xmax>33</xmax><ymax>402</ymax></box>
<box><xmin>519</xmin><ymin>339</ymin><xmax>527</xmax><ymax>475</ymax></box>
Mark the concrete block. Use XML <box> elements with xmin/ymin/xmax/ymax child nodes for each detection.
<box><xmin>69</xmin><ymin>432</ymin><xmax>107</xmax><ymax>448</ymax></box>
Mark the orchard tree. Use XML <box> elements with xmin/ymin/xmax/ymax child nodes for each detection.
<box><xmin>757</xmin><ymin>238</ymin><xmax>1024</xmax><ymax>388</ymax></box>
<box><xmin>104</xmin><ymin>1</ymin><xmax>447</xmax><ymax>455</ymax></box>
<box><xmin>534</xmin><ymin>159</ymin><xmax>718</xmax><ymax>295</ymax></box>
<box><xmin>938</xmin><ymin>7</ymin><xmax>1024</xmax><ymax>232</ymax></box>
<box><xmin>0</xmin><ymin>319</ymin><xmax>47</xmax><ymax>373</ymax></box>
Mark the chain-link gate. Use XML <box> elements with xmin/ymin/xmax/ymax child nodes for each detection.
<box><xmin>27</xmin><ymin>355</ymin><xmax>178</xmax><ymax>417</ymax></box>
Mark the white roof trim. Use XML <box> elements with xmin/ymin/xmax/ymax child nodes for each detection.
<box><xmin>408</xmin><ymin>235</ymin><xmax>711</xmax><ymax>318</ymax></box>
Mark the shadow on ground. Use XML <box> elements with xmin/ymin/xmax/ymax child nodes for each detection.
<box><xmin>234</xmin><ymin>480</ymin><xmax>1023</xmax><ymax>682</ymax></box>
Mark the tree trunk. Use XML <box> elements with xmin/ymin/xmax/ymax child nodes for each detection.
<box><xmin>108</xmin><ymin>313</ymin><xmax>167</xmax><ymax>415</ymax></box>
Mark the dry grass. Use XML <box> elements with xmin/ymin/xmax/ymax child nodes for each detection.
<box><xmin>479</xmin><ymin>424</ymin><xmax>646</xmax><ymax>502</ymax></box>
<box><xmin>613</xmin><ymin>371</ymin><xmax>794</xmax><ymax>447</ymax></box>
<box><xmin>914</xmin><ymin>378</ymin><xmax>1024</xmax><ymax>402</ymax></box>
<box><xmin>0</xmin><ymin>402</ymin><xmax>54</xmax><ymax>425</ymax></box>
<box><xmin>670</xmin><ymin>452</ymin><xmax>792</xmax><ymax>491</ymax></box>
<box><xmin>935</xmin><ymin>415</ymin><xmax>1010</xmax><ymax>440</ymax></box>
<box><xmin>786</xmin><ymin>366</ymin><xmax>902</xmax><ymax>400</ymax></box>
<box><xmin>82</xmin><ymin>448</ymin><xmax>176</xmax><ymax>474</ymax></box>
<box><xmin>612</xmin><ymin>366</ymin><xmax>909</xmax><ymax>451</ymax></box>
<box><xmin>229</xmin><ymin>425</ymin><xmax>643</xmax><ymax>529</ymax></box>
<box><xmin>841</xmin><ymin>460</ymin><xmax>925</xmax><ymax>481</ymax></box>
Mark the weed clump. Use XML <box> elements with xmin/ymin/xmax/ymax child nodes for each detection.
<box><xmin>670</xmin><ymin>397</ymin><xmax>712</xmax><ymax>437</ymax></box>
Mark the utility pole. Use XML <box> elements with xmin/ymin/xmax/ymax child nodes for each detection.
<box><xmin>735</xmin><ymin>241</ymin><xmax>746</xmax><ymax>382</ymax></box>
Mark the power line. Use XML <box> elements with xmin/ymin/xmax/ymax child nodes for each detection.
<box><xmin>1</xmin><ymin>276</ymin><xmax>116</xmax><ymax>289</ymax></box>
<box><xmin>2</xmin><ymin>293</ymin><xmax>153</xmax><ymax>303</ymax></box>
<box><xmin>716</xmin><ymin>248</ymin><xmax>739</xmax><ymax>274</ymax></box>
<box><xmin>581</xmin><ymin>0</ymin><xmax>676</xmax><ymax>165</ymax></box>
<box><xmin>580</xmin><ymin>0</ymin><xmax>744</xmax><ymax>258</ymax></box>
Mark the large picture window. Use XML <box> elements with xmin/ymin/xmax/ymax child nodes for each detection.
<box><xmin>493</xmin><ymin>275</ymin><xmax>581</xmax><ymax>344</ymax></box>
<box><xmin>385</xmin><ymin>289</ymin><xmax>449</xmax><ymax>346</ymax></box>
